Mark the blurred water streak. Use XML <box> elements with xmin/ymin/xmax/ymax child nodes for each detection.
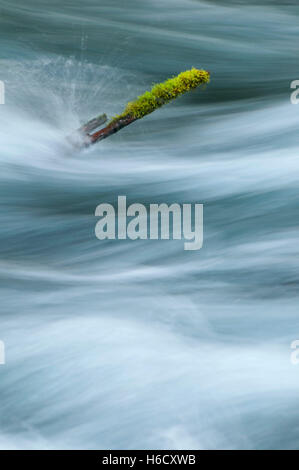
<box><xmin>0</xmin><ymin>0</ymin><xmax>299</xmax><ymax>450</ymax></box>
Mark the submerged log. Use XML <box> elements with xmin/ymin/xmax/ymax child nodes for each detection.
<box><xmin>79</xmin><ymin>113</ymin><xmax>107</xmax><ymax>134</ymax></box>
<box><xmin>88</xmin><ymin>115</ymin><xmax>137</xmax><ymax>144</ymax></box>
<box><xmin>67</xmin><ymin>113</ymin><xmax>108</xmax><ymax>147</ymax></box>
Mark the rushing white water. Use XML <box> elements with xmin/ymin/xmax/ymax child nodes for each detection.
<box><xmin>0</xmin><ymin>0</ymin><xmax>299</xmax><ymax>449</ymax></box>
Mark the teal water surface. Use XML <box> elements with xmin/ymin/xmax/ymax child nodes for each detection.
<box><xmin>0</xmin><ymin>0</ymin><xmax>299</xmax><ymax>449</ymax></box>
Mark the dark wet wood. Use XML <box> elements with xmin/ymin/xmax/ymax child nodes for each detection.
<box><xmin>88</xmin><ymin>115</ymin><xmax>137</xmax><ymax>145</ymax></box>
<box><xmin>79</xmin><ymin>113</ymin><xmax>107</xmax><ymax>134</ymax></box>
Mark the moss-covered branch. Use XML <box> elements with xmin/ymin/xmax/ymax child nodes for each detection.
<box><xmin>86</xmin><ymin>68</ymin><xmax>210</xmax><ymax>145</ymax></box>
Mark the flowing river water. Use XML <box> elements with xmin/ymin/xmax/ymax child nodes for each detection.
<box><xmin>0</xmin><ymin>0</ymin><xmax>299</xmax><ymax>449</ymax></box>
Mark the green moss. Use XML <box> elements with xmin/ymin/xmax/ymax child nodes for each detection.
<box><xmin>110</xmin><ymin>68</ymin><xmax>210</xmax><ymax>122</ymax></box>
